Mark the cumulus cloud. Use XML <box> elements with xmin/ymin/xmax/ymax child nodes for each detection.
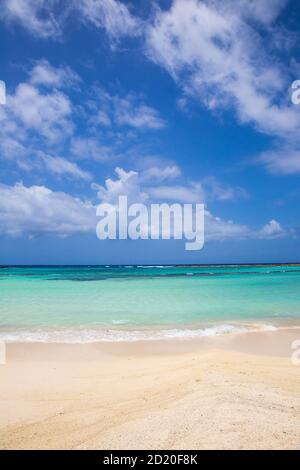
<box><xmin>205</xmin><ymin>215</ymin><xmax>288</xmax><ymax>242</ymax></box>
<box><xmin>0</xmin><ymin>62</ymin><xmax>75</xmax><ymax>155</ymax></box>
<box><xmin>0</xmin><ymin>62</ymin><xmax>94</xmax><ymax>181</ymax></box>
<box><xmin>7</xmin><ymin>83</ymin><xmax>72</xmax><ymax>143</ymax></box>
<box><xmin>0</xmin><ymin>61</ymin><xmax>167</xmax><ymax>186</ymax></box>
<box><xmin>29</xmin><ymin>59</ymin><xmax>80</xmax><ymax>88</ymax></box>
<box><xmin>0</xmin><ymin>182</ymin><xmax>95</xmax><ymax>238</ymax></box>
<box><xmin>258</xmin><ymin>219</ymin><xmax>286</xmax><ymax>239</ymax></box>
<box><xmin>92</xmin><ymin>167</ymin><xmax>245</xmax><ymax>206</ymax></box>
<box><xmin>0</xmin><ymin>76</ymin><xmax>76</xmax><ymax>175</ymax></box>
<box><xmin>2</xmin><ymin>1</ymin><xmax>298</xmax><ymax>175</ymax></box>
<box><xmin>92</xmin><ymin>167</ymin><xmax>290</xmax><ymax>242</ymax></box>
<box><xmin>0</xmin><ymin>169</ymin><xmax>291</xmax><ymax>242</ymax></box>
<box><xmin>205</xmin><ymin>211</ymin><xmax>250</xmax><ymax>242</ymax></box>
<box><xmin>92</xmin><ymin>167</ymin><xmax>148</xmax><ymax>205</ymax></box>
<box><xmin>141</xmin><ymin>170</ymin><xmax>247</xmax><ymax>203</ymax></box>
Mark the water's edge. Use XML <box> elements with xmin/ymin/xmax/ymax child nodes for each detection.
<box><xmin>1</xmin><ymin>322</ymin><xmax>300</xmax><ymax>343</ymax></box>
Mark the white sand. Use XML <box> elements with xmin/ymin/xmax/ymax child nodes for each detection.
<box><xmin>0</xmin><ymin>330</ymin><xmax>300</xmax><ymax>450</ymax></box>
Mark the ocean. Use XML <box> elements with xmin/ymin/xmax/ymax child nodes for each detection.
<box><xmin>0</xmin><ymin>264</ymin><xmax>300</xmax><ymax>342</ymax></box>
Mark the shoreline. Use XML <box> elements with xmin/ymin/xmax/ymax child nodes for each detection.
<box><xmin>1</xmin><ymin>320</ymin><xmax>300</xmax><ymax>345</ymax></box>
<box><xmin>1</xmin><ymin>329</ymin><xmax>300</xmax><ymax>450</ymax></box>
<box><xmin>2</xmin><ymin>327</ymin><xmax>300</xmax><ymax>357</ymax></box>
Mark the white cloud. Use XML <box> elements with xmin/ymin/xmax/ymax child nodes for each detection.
<box><xmin>201</xmin><ymin>176</ymin><xmax>249</xmax><ymax>201</ymax></box>
<box><xmin>3</xmin><ymin>1</ymin><xmax>298</xmax><ymax>175</ymax></box>
<box><xmin>258</xmin><ymin>219</ymin><xmax>286</xmax><ymax>239</ymax></box>
<box><xmin>205</xmin><ymin>215</ymin><xmax>289</xmax><ymax>242</ymax></box>
<box><xmin>0</xmin><ymin>79</ymin><xmax>74</xmax><ymax>168</ymax></box>
<box><xmin>29</xmin><ymin>59</ymin><xmax>80</xmax><ymax>88</ymax></box>
<box><xmin>260</xmin><ymin>147</ymin><xmax>300</xmax><ymax>175</ymax></box>
<box><xmin>0</xmin><ymin>134</ymin><xmax>27</xmax><ymax>161</ymax></box>
<box><xmin>146</xmin><ymin>0</ymin><xmax>299</xmax><ymax>138</ymax></box>
<box><xmin>205</xmin><ymin>211</ymin><xmax>250</xmax><ymax>241</ymax></box>
<box><xmin>0</xmin><ymin>62</ymin><xmax>92</xmax><ymax>182</ymax></box>
<box><xmin>96</xmin><ymin>110</ymin><xmax>111</xmax><ymax>127</ymax></box>
<box><xmin>0</xmin><ymin>64</ymin><xmax>74</xmax><ymax>154</ymax></box>
<box><xmin>148</xmin><ymin>183</ymin><xmax>204</xmax><ymax>203</ymax></box>
<box><xmin>7</xmin><ymin>83</ymin><xmax>73</xmax><ymax>143</ymax></box>
<box><xmin>0</xmin><ymin>170</ymin><xmax>290</xmax><ymax>242</ymax></box>
<box><xmin>144</xmin><ymin>0</ymin><xmax>300</xmax><ymax>177</ymax></box>
<box><xmin>92</xmin><ymin>167</ymin><xmax>148</xmax><ymax>205</ymax></box>
<box><xmin>224</xmin><ymin>0</ymin><xmax>288</xmax><ymax>26</ymax></box>
<box><xmin>40</xmin><ymin>154</ymin><xmax>92</xmax><ymax>181</ymax></box>
<box><xmin>93</xmin><ymin>166</ymin><xmax>247</xmax><ymax>206</ymax></box>
<box><xmin>78</xmin><ymin>0</ymin><xmax>141</xmax><ymax>39</ymax></box>
<box><xmin>143</xmin><ymin>170</ymin><xmax>246</xmax><ymax>203</ymax></box>
<box><xmin>0</xmin><ymin>0</ymin><xmax>63</xmax><ymax>39</ymax></box>
<box><xmin>0</xmin><ymin>182</ymin><xmax>95</xmax><ymax>238</ymax></box>
<box><xmin>0</xmin><ymin>61</ymin><xmax>166</xmax><ymax>187</ymax></box>
<box><xmin>88</xmin><ymin>88</ymin><xmax>166</xmax><ymax>131</ymax></box>
<box><xmin>1</xmin><ymin>0</ymin><xmax>142</xmax><ymax>41</ymax></box>
<box><xmin>113</xmin><ymin>95</ymin><xmax>166</xmax><ymax>130</ymax></box>
<box><xmin>92</xmin><ymin>167</ymin><xmax>203</xmax><ymax>205</ymax></box>
<box><xmin>92</xmin><ymin>167</ymin><xmax>290</xmax><ymax>242</ymax></box>
<box><xmin>141</xmin><ymin>165</ymin><xmax>181</xmax><ymax>183</ymax></box>
<box><xmin>71</xmin><ymin>138</ymin><xmax>112</xmax><ymax>162</ymax></box>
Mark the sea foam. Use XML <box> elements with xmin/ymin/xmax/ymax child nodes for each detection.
<box><xmin>0</xmin><ymin>323</ymin><xmax>283</xmax><ymax>344</ymax></box>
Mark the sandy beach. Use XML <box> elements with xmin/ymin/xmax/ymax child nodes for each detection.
<box><xmin>2</xmin><ymin>0</ymin><xmax>300</xmax><ymax>453</ymax></box>
<box><xmin>0</xmin><ymin>329</ymin><xmax>300</xmax><ymax>450</ymax></box>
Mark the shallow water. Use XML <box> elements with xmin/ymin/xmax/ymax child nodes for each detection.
<box><xmin>0</xmin><ymin>265</ymin><xmax>300</xmax><ymax>342</ymax></box>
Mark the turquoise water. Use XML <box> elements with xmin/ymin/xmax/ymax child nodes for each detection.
<box><xmin>0</xmin><ymin>265</ymin><xmax>300</xmax><ymax>342</ymax></box>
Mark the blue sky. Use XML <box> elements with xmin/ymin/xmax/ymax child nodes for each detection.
<box><xmin>0</xmin><ymin>0</ymin><xmax>300</xmax><ymax>264</ymax></box>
